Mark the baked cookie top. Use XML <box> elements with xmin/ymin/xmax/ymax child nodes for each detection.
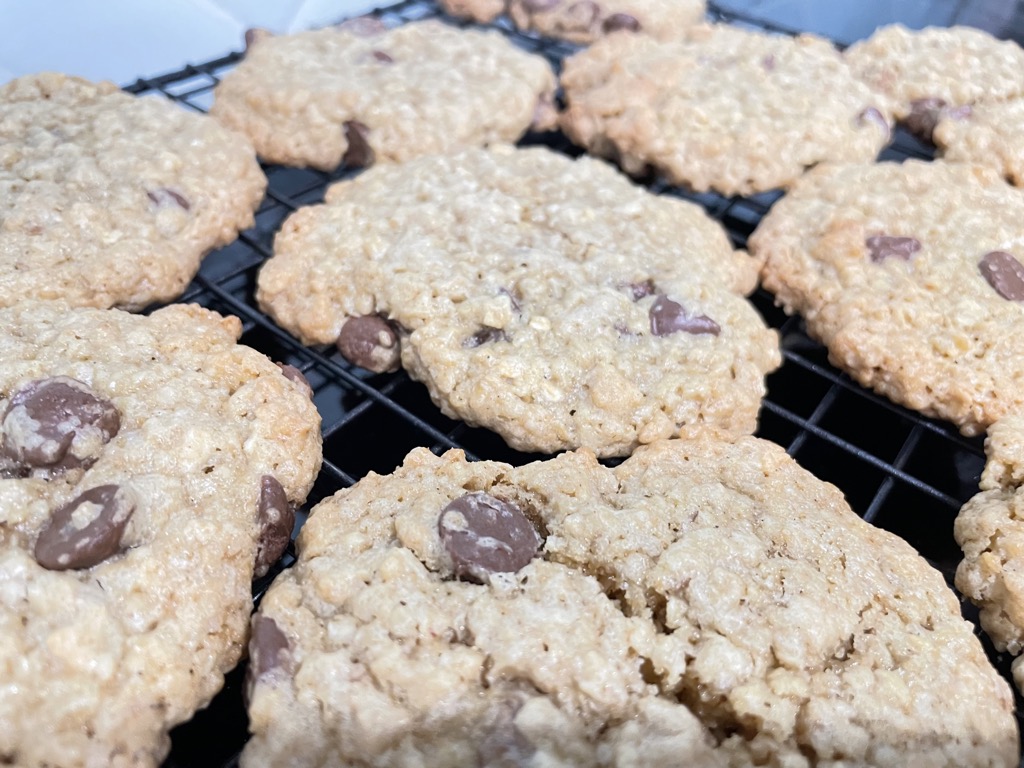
<box><xmin>257</xmin><ymin>145</ymin><xmax>779</xmax><ymax>457</ymax></box>
<box><xmin>751</xmin><ymin>159</ymin><xmax>1024</xmax><ymax>436</ymax></box>
<box><xmin>845</xmin><ymin>24</ymin><xmax>1024</xmax><ymax>140</ymax></box>
<box><xmin>210</xmin><ymin>19</ymin><xmax>557</xmax><ymax>171</ymax></box>
<box><xmin>438</xmin><ymin>0</ymin><xmax>706</xmax><ymax>44</ymax></box>
<box><xmin>0</xmin><ymin>302</ymin><xmax>322</xmax><ymax>768</ymax></box>
<box><xmin>0</xmin><ymin>72</ymin><xmax>266</xmax><ymax>311</ymax></box>
<box><xmin>559</xmin><ymin>24</ymin><xmax>893</xmax><ymax>196</ymax></box>
<box><xmin>243</xmin><ymin>439</ymin><xmax>1018</xmax><ymax>768</ymax></box>
<box><xmin>935</xmin><ymin>98</ymin><xmax>1024</xmax><ymax>186</ymax></box>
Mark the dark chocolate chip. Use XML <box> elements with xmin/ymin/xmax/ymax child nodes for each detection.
<box><xmin>463</xmin><ymin>327</ymin><xmax>510</xmax><ymax>348</ymax></box>
<box><xmin>34</xmin><ymin>485</ymin><xmax>135</xmax><ymax>571</ymax></box>
<box><xmin>865</xmin><ymin>235</ymin><xmax>921</xmax><ymax>263</ymax></box>
<box><xmin>254</xmin><ymin>475</ymin><xmax>295</xmax><ymax>579</ymax></box>
<box><xmin>856</xmin><ymin>107</ymin><xmax>891</xmax><ymax>142</ymax></box>
<box><xmin>979</xmin><ymin>251</ymin><xmax>1024</xmax><ymax>301</ymax></box>
<box><xmin>649</xmin><ymin>295</ymin><xmax>721</xmax><ymax>337</ymax></box>
<box><xmin>439</xmin><ymin>492</ymin><xmax>540</xmax><ymax>583</ymax></box>
<box><xmin>2</xmin><ymin>377</ymin><xmax>120</xmax><ymax>476</ymax></box>
<box><xmin>904</xmin><ymin>97</ymin><xmax>947</xmax><ymax>142</ymax></box>
<box><xmin>275</xmin><ymin>363</ymin><xmax>313</xmax><ymax>400</ymax></box>
<box><xmin>342</xmin><ymin>120</ymin><xmax>375</xmax><ymax>168</ymax></box>
<box><xmin>627</xmin><ymin>279</ymin><xmax>656</xmax><ymax>301</ymax></box>
<box><xmin>337</xmin><ymin>16</ymin><xmax>388</xmax><ymax>36</ymax></box>
<box><xmin>245</xmin><ymin>615</ymin><xmax>293</xmax><ymax>705</ymax></box>
<box><xmin>147</xmin><ymin>187</ymin><xmax>191</xmax><ymax>211</ymax></box>
<box><xmin>602</xmin><ymin>13</ymin><xmax>641</xmax><ymax>33</ymax></box>
<box><xmin>337</xmin><ymin>315</ymin><xmax>401</xmax><ymax>374</ymax></box>
<box><xmin>371</xmin><ymin>50</ymin><xmax>393</xmax><ymax>63</ymax></box>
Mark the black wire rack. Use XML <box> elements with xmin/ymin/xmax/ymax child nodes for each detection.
<box><xmin>121</xmin><ymin>2</ymin><xmax>1024</xmax><ymax>765</ymax></box>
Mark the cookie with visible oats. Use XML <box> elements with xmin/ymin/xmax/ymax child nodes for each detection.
<box><xmin>0</xmin><ymin>302</ymin><xmax>321</xmax><ymax>768</ymax></box>
<box><xmin>257</xmin><ymin>145</ymin><xmax>779</xmax><ymax>457</ymax></box>
<box><xmin>210</xmin><ymin>19</ymin><xmax>557</xmax><ymax>171</ymax></box>
<box><xmin>438</xmin><ymin>0</ymin><xmax>706</xmax><ymax>44</ymax></box>
<box><xmin>242</xmin><ymin>439</ymin><xmax>1018</xmax><ymax>768</ymax></box>
<box><xmin>845</xmin><ymin>24</ymin><xmax>1024</xmax><ymax>142</ymax></box>
<box><xmin>559</xmin><ymin>24</ymin><xmax>893</xmax><ymax>196</ymax></box>
<box><xmin>934</xmin><ymin>98</ymin><xmax>1024</xmax><ymax>186</ymax></box>
<box><xmin>750</xmin><ymin>159</ymin><xmax>1024</xmax><ymax>436</ymax></box>
<box><xmin>0</xmin><ymin>72</ymin><xmax>266</xmax><ymax>311</ymax></box>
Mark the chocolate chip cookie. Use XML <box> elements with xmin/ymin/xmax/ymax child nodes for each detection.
<box><xmin>845</xmin><ymin>24</ymin><xmax>1024</xmax><ymax>142</ymax></box>
<box><xmin>257</xmin><ymin>145</ymin><xmax>780</xmax><ymax>457</ymax></box>
<box><xmin>934</xmin><ymin>98</ymin><xmax>1024</xmax><ymax>186</ymax></box>
<box><xmin>243</xmin><ymin>439</ymin><xmax>1018</xmax><ymax>768</ymax></box>
<box><xmin>438</xmin><ymin>0</ymin><xmax>706</xmax><ymax>44</ymax></box>
<box><xmin>751</xmin><ymin>159</ymin><xmax>1024</xmax><ymax>436</ymax></box>
<box><xmin>560</xmin><ymin>24</ymin><xmax>893</xmax><ymax>196</ymax></box>
<box><xmin>210</xmin><ymin>19</ymin><xmax>557</xmax><ymax>171</ymax></box>
<box><xmin>0</xmin><ymin>301</ymin><xmax>322</xmax><ymax>767</ymax></box>
<box><xmin>0</xmin><ymin>72</ymin><xmax>266</xmax><ymax>311</ymax></box>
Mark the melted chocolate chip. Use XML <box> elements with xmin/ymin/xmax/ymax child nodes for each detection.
<box><xmin>254</xmin><ymin>475</ymin><xmax>294</xmax><ymax>579</ymax></box>
<box><xmin>904</xmin><ymin>97</ymin><xmax>947</xmax><ymax>142</ymax></box>
<box><xmin>602</xmin><ymin>12</ymin><xmax>640</xmax><ymax>33</ymax></box>
<box><xmin>2</xmin><ymin>377</ymin><xmax>120</xmax><ymax>476</ymax></box>
<box><xmin>979</xmin><ymin>251</ymin><xmax>1024</xmax><ymax>301</ymax></box>
<box><xmin>342</xmin><ymin>120</ymin><xmax>375</xmax><ymax>168</ymax></box>
<box><xmin>439</xmin><ymin>492</ymin><xmax>540</xmax><ymax>583</ymax></box>
<box><xmin>147</xmin><ymin>187</ymin><xmax>191</xmax><ymax>211</ymax></box>
<box><xmin>856</xmin><ymin>107</ymin><xmax>891</xmax><ymax>142</ymax></box>
<box><xmin>34</xmin><ymin>485</ymin><xmax>135</xmax><ymax>571</ymax></box>
<box><xmin>337</xmin><ymin>315</ymin><xmax>400</xmax><ymax>374</ymax></box>
<box><xmin>245</xmin><ymin>615</ymin><xmax>294</xmax><ymax>705</ymax></box>
<box><xmin>463</xmin><ymin>327</ymin><xmax>510</xmax><ymax>348</ymax></box>
<box><xmin>649</xmin><ymin>295</ymin><xmax>721</xmax><ymax>337</ymax></box>
<box><xmin>865</xmin><ymin>235</ymin><xmax>921</xmax><ymax>263</ymax></box>
<box><xmin>337</xmin><ymin>16</ymin><xmax>387</xmax><ymax>36</ymax></box>
<box><xmin>627</xmin><ymin>279</ymin><xmax>656</xmax><ymax>301</ymax></box>
<box><xmin>371</xmin><ymin>50</ymin><xmax>393</xmax><ymax>63</ymax></box>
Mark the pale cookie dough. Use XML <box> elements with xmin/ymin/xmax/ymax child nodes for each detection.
<box><xmin>438</xmin><ymin>0</ymin><xmax>706</xmax><ymax>44</ymax></box>
<box><xmin>0</xmin><ymin>72</ymin><xmax>266</xmax><ymax>311</ymax></box>
<box><xmin>243</xmin><ymin>439</ymin><xmax>1018</xmax><ymax>768</ymax></box>
<box><xmin>934</xmin><ymin>98</ymin><xmax>1024</xmax><ymax>186</ymax></box>
<box><xmin>750</xmin><ymin>159</ymin><xmax>1024</xmax><ymax>436</ymax></box>
<box><xmin>257</xmin><ymin>145</ymin><xmax>779</xmax><ymax>457</ymax></box>
<box><xmin>845</xmin><ymin>24</ymin><xmax>1024</xmax><ymax>141</ymax></box>
<box><xmin>0</xmin><ymin>302</ymin><xmax>322</xmax><ymax>768</ymax></box>
<box><xmin>210</xmin><ymin>19</ymin><xmax>557</xmax><ymax>171</ymax></box>
<box><xmin>559</xmin><ymin>24</ymin><xmax>893</xmax><ymax>196</ymax></box>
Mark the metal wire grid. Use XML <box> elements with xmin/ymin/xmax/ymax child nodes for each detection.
<box><xmin>117</xmin><ymin>2</ymin><xmax>1019</xmax><ymax>765</ymax></box>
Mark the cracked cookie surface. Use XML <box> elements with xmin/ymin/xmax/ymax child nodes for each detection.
<box><xmin>243</xmin><ymin>439</ymin><xmax>1017</xmax><ymax>768</ymax></box>
<box><xmin>257</xmin><ymin>145</ymin><xmax>779</xmax><ymax>457</ymax></box>
<box><xmin>0</xmin><ymin>302</ymin><xmax>322</xmax><ymax>768</ymax></box>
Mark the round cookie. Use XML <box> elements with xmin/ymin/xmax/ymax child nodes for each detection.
<box><xmin>750</xmin><ymin>159</ymin><xmax>1024</xmax><ymax>436</ymax></box>
<box><xmin>844</xmin><ymin>24</ymin><xmax>1024</xmax><ymax>141</ymax></box>
<box><xmin>438</xmin><ymin>0</ymin><xmax>706</xmax><ymax>44</ymax></box>
<box><xmin>256</xmin><ymin>145</ymin><xmax>780</xmax><ymax>457</ymax></box>
<box><xmin>243</xmin><ymin>439</ymin><xmax>1018</xmax><ymax>768</ymax></box>
<box><xmin>559</xmin><ymin>24</ymin><xmax>893</xmax><ymax>196</ymax></box>
<box><xmin>210</xmin><ymin>19</ymin><xmax>557</xmax><ymax>171</ymax></box>
<box><xmin>934</xmin><ymin>98</ymin><xmax>1024</xmax><ymax>186</ymax></box>
<box><xmin>0</xmin><ymin>302</ymin><xmax>322</xmax><ymax>768</ymax></box>
<box><xmin>0</xmin><ymin>72</ymin><xmax>267</xmax><ymax>311</ymax></box>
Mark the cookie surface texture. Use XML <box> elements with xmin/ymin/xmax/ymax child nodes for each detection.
<box><xmin>257</xmin><ymin>145</ymin><xmax>779</xmax><ymax>457</ymax></box>
<box><xmin>438</xmin><ymin>0</ymin><xmax>706</xmax><ymax>44</ymax></box>
<box><xmin>751</xmin><ymin>159</ymin><xmax>1024</xmax><ymax>436</ymax></box>
<box><xmin>0</xmin><ymin>302</ymin><xmax>322</xmax><ymax>767</ymax></box>
<box><xmin>0</xmin><ymin>72</ymin><xmax>266</xmax><ymax>311</ymax></box>
<box><xmin>242</xmin><ymin>439</ymin><xmax>1018</xmax><ymax>768</ymax></box>
<box><xmin>210</xmin><ymin>19</ymin><xmax>556</xmax><ymax>170</ymax></box>
<box><xmin>934</xmin><ymin>98</ymin><xmax>1024</xmax><ymax>186</ymax></box>
<box><xmin>560</xmin><ymin>24</ymin><xmax>892</xmax><ymax>196</ymax></box>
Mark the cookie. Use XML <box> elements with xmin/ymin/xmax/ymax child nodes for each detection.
<box><xmin>0</xmin><ymin>72</ymin><xmax>266</xmax><ymax>311</ymax></box>
<box><xmin>844</xmin><ymin>24</ymin><xmax>1024</xmax><ymax>142</ymax></box>
<box><xmin>751</xmin><ymin>159</ymin><xmax>1024</xmax><ymax>436</ymax></box>
<box><xmin>559</xmin><ymin>24</ymin><xmax>893</xmax><ymax>196</ymax></box>
<box><xmin>934</xmin><ymin>98</ymin><xmax>1024</xmax><ymax>186</ymax></box>
<box><xmin>210</xmin><ymin>19</ymin><xmax>557</xmax><ymax>171</ymax></box>
<box><xmin>0</xmin><ymin>302</ymin><xmax>322</xmax><ymax>767</ymax></box>
<box><xmin>438</xmin><ymin>0</ymin><xmax>706</xmax><ymax>44</ymax></box>
<box><xmin>256</xmin><ymin>145</ymin><xmax>780</xmax><ymax>457</ymax></box>
<box><xmin>242</xmin><ymin>438</ymin><xmax>1018</xmax><ymax>768</ymax></box>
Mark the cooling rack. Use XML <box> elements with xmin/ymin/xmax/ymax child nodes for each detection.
<box><xmin>119</xmin><ymin>2</ymin><xmax>1024</xmax><ymax>765</ymax></box>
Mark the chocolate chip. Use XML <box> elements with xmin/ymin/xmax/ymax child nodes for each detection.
<box><xmin>979</xmin><ymin>251</ymin><xmax>1024</xmax><ymax>301</ymax></box>
<box><xmin>520</xmin><ymin>0</ymin><xmax>561</xmax><ymax>10</ymax></box>
<box><xmin>866</xmin><ymin>235</ymin><xmax>921</xmax><ymax>263</ymax></box>
<box><xmin>627</xmin><ymin>279</ymin><xmax>656</xmax><ymax>300</ymax></box>
<box><xmin>905</xmin><ymin>97</ymin><xmax>947</xmax><ymax>142</ymax></box>
<box><xmin>337</xmin><ymin>16</ymin><xmax>387</xmax><ymax>36</ymax></box>
<box><xmin>34</xmin><ymin>485</ymin><xmax>135</xmax><ymax>571</ymax></box>
<box><xmin>463</xmin><ymin>327</ymin><xmax>510</xmax><ymax>348</ymax></box>
<box><xmin>275</xmin><ymin>363</ymin><xmax>313</xmax><ymax>400</ymax></box>
<box><xmin>602</xmin><ymin>13</ymin><xmax>640</xmax><ymax>33</ymax></box>
<box><xmin>254</xmin><ymin>475</ymin><xmax>294</xmax><ymax>579</ymax></box>
<box><xmin>2</xmin><ymin>377</ymin><xmax>120</xmax><ymax>476</ymax></box>
<box><xmin>371</xmin><ymin>50</ymin><xmax>393</xmax><ymax>63</ymax></box>
<box><xmin>856</xmin><ymin>107</ymin><xmax>891</xmax><ymax>142</ymax></box>
<box><xmin>342</xmin><ymin>121</ymin><xmax>375</xmax><ymax>168</ymax></box>
<box><xmin>439</xmin><ymin>492</ymin><xmax>541</xmax><ymax>583</ymax></box>
<box><xmin>146</xmin><ymin>187</ymin><xmax>190</xmax><ymax>211</ymax></box>
<box><xmin>761</xmin><ymin>54</ymin><xmax>776</xmax><ymax>71</ymax></box>
<box><xmin>337</xmin><ymin>315</ymin><xmax>401</xmax><ymax>373</ymax></box>
<box><xmin>558</xmin><ymin>0</ymin><xmax>599</xmax><ymax>31</ymax></box>
<box><xmin>245</xmin><ymin>615</ymin><xmax>294</xmax><ymax>705</ymax></box>
<box><xmin>649</xmin><ymin>295</ymin><xmax>721</xmax><ymax>337</ymax></box>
